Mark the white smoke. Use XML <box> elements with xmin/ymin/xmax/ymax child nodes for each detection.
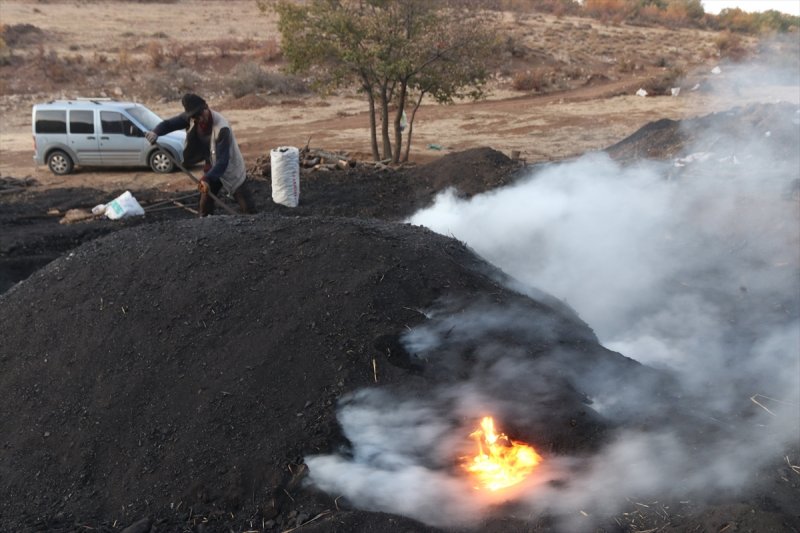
<box><xmin>306</xmin><ymin>64</ymin><xmax>800</xmax><ymax>529</ymax></box>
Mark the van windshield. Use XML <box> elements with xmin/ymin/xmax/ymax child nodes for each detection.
<box><xmin>126</xmin><ymin>106</ymin><xmax>164</xmax><ymax>130</ymax></box>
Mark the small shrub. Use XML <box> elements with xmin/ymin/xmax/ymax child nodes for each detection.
<box><xmin>37</xmin><ymin>49</ymin><xmax>70</xmax><ymax>83</ymax></box>
<box><xmin>642</xmin><ymin>67</ymin><xmax>685</xmax><ymax>95</ymax></box>
<box><xmin>617</xmin><ymin>56</ymin><xmax>636</xmax><ymax>73</ymax></box>
<box><xmin>164</xmin><ymin>43</ymin><xmax>191</xmax><ymax>68</ymax></box>
<box><xmin>511</xmin><ymin>69</ymin><xmax>551</xmax><ymax>92</ymax></box>
<box><xmin>1</xmin><ymin>23</ymin><xmax>44</xmax><ymax>47</ymax></box>
<box><xmin>229</xmin><ymin>61</ymin><xmax>308</xmax><ymax>97</ymax></box>
<box><xmin>254</xmin><ymin>37</ymin><xmax>282</xmax><ymax>62</ymax></box>
<box><xmin>0</xmin><ymin>37</ymin><xmax>11</xmax><ymax>66</ymax></box>
<box><xmin>715</xmin><ymin>30</ymin><xmax>748</xmax><ymax>61</ymax></box>
<box><xmin>117</xmin><ymin>48</ymin><xmax>135</xmax><ymax>75</ymax></box>
<box><xmin>146</xmin><ymin>41</ymin><xmax>165</xmax><ymax>68</ymax></box>
<box><xmin>143</xmin><ymin>68</ymin><xmax>202</xmax><ymax>100</ymax></box>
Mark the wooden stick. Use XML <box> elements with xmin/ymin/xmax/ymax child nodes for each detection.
<box><xmin>156</xmin><ymin>144</ymin><xmax>238</xmax><ymax>216</ymax></box>
<box><xmin>173</xmin><ymin>200</ymin><xmax>199</xmax><ymax>215</ymax></box>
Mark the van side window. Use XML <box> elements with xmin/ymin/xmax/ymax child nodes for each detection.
<box><xmin>101</xmin><ymin>111</ymin><xmax>124</xmax><ymax>134</ymax></box>
<box><xmin>101</xmin><ymin>111</ymin><xmax>139</xmax><ymax>136</ymax></box>
<box><xmin>100</xmin><ymin>111</ymin><xmax>142</xmax><ymax>137</ymax></box>
<box><xmin>70</xmin><ymin>110</ymin><xmax>94</xmax><ymax>134</ymax></box>
<box><xmin>35</xmin><ymin>110</ymin><xmax>67</xmax><ymax>134</ymax></box>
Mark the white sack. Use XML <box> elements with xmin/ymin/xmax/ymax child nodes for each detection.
<box><xmin>636</xmin><ymin>88</ymin><xmax>648</xmax><ymax>97</ymax></box>
<box><xmin>271</xmin><ymin>146</ymin><xmax>300</xmax><ymax>208</ymax></box>
<box><xmin>105</xmin><ymin>191</ymin><xmax>144</xmax><ymax>220</ymax></box>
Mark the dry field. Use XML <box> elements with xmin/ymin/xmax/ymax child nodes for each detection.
<box><xmin>0</xmin><ymin>0</ymin><xmax>798</xmax><ymax>192</ymax></box>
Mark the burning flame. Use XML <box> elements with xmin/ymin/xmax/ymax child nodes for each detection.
<box><xmin>462</xmin><ymin>416</ymin><xmax>541</xmax><ymax>491</ymax></box>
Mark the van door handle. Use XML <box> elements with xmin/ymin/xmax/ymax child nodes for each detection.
<box><xmin>100</xmin><ymin>136</ymin><xmax>110</xmax><ymax>140</ymax></box>
<box><xmin>87</xmin><ymin>136</ymin><xmax>96</xmax><ymax>140</ymax></box>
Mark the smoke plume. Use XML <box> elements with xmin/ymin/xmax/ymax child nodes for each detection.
<box><xmin>306</xmin><ymin>64</ymin><xmax>799</xmax><ymax>529</ymax></box>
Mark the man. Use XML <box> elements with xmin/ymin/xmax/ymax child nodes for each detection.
<box><xmin>145</xmin><ymin>93</ymin><xmax>255</xmax><ymax>216</ymax></box>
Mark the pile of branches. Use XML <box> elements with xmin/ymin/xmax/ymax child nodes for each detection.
<box><xmin>248</xmin><ymin>146</ymin><xmax>396</xmax><ymax>180</ymax></box>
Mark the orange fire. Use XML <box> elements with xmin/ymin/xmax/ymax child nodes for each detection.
<box><xmin>462</xmin><ymin>416</ymin><xmax>541</xmax><ymax>491</ymax></box>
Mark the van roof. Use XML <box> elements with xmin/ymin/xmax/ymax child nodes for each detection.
<box><xmin>33</xmin><ymin>99</ymin><xmax>143</xmax><ymax>111</ymax></box>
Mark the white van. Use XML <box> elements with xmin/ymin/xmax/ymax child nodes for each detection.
<box><xmin>32</xmin><ymin>98</ymin><xmax>185</xmax><ymax>175</ymax></box>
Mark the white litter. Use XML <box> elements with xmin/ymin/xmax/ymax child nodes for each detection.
<box><xmin>636</xmin><ymin>88</ymin><xmax>648</xmax><ymax>97</ymax></box>
<box><xmin>104</xmin><ymin>191</ymin><xmax>145</xmax><ymax>220</ymax></box>
<box><xmin>711</xmin><ymin>66</ymin><xmax>722</xmax><ymax>75</ymax></box>
<box><xmin>670</xmin><ymin>87</ymin><xmax>681</xmax><ymax>97</ymax></box>
<box><xmin>674</xmin><ymin>152</ymin><xmax>713</xmax><ymax>167</ymax></box>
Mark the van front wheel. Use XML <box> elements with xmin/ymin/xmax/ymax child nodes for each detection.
<box><xmin>149</xmin><ymin>149</ymin><xmax>175</xmax><ymax>173</ymax></box>
<box><xmin>47</xmin><ymin>150</ymin><xmax>74</xmax><ymax>175</ymax></box>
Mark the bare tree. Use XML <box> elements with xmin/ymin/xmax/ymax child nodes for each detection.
<box><xmin>259</xmin><ymin>0</ymin><xmax>497</xmax><ymax>162</ymax></box>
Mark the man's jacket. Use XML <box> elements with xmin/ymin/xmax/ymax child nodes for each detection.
<box><xmin>154</xmin><ymin>110</ymin><xmax>246</xmax><ymax>194</ymax></box>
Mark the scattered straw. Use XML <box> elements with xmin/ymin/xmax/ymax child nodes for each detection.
<box><xmin>786</xmin><ymin>456</ymin><xmax>800</xmax><ymax>475</ymax></box>
<box><xmin>750</xmin><ymin>394</ymin><xmax>777</xmax><ymax>416</ymax></box>
<box><xmin>281</xmin><ymin>510</ymin><xmax>332</xmax><ymax>533</ymax></box>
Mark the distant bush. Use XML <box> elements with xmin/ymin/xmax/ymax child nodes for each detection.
<box><xmin>580</xmin><ymin>0</ymin><xmax>798</xmax><ymax>34</ymax></box>
<box><xmin>714</xmin><ymin>30</ymin><xmax>749</xmax><ymax>61</ymax></box>
<box><xmin>716</xmin><ymin>7</ymin><xmax>800</xmax><ymax>34</ymax></box>
<box><xmin>584</xmin><ymin>0</ymin><xmax>627</xmax><ymax>18</ymax></box>
<box><xmin>642</xmin><ymin>66</ymin><xmax>686</xmax><ymax>95</ymax></box>
<box><xmin>229</xmin><ymin>61</ymin><xmax>307</xmax><ymax>97</ymax></box>
<box><xmin>511</xmin><ymin>69</ymin><xmax>552</xmax><ymax>92</ymax></box>
<box><xmin>146</xmin><ymin>41</ymin><xmax>165</xmax><ymax>68</ymax></box>
<box><xmin>36</xmin><ymin>48</ymin><xmax>71</xmax><ymax>83</ymax></box>
<box><xmin>0</xmin><ymin>23</ymin><xmax>45</xmax><ymax>47</ymax></box>
<box><xmin>254</xmin><ymin>37</ymin><xmax>282</xmax><ymax>62</ymax></box>
<box><xmin>0</xmin><ymin>37</ymin><xmax>11</xmax><ymax>66</ymax></box>
<box><xmin>143</xmin><ymin>68</ymin><xmax>202</xmax><ymax>100</ymax></box>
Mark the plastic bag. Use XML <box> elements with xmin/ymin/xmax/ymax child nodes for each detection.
<box><xmin>105</xmin><ymin>191</ymin><xmax>145</xmax><ymax>220</ymax></box>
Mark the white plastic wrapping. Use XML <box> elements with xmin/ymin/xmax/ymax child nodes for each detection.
<box><xmin>270</xmin><ymin>146</ymin><xmax>300</xmax><ymax>208</ymax></box>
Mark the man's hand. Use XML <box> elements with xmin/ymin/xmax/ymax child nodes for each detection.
<box><xmin>144</xmin><ymin>131</ymin><xmax>158</xmax><ymax>145</ymax></box>
<box><xmin>198</xmin><ymin>178</ymin><xmax>209</xmax><ymax>194</ymax></box>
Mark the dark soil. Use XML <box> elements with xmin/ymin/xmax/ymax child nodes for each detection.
<box><xmin>1</xmin><ymin>111</ymin><xmax>799</xmax><ymax>533</ymax></box>
<box><xmin>605</xmin><ymin>101</ymin><xmax>800</xmax><ymax>167</ymax></box>
<box><xmin>0</xmin><ymin>147</ymin><xmax>523</xmax><ymax>294</ymax></box>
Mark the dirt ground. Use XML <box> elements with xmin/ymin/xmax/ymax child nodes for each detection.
<box><xmin>1</xmin><ymin>2</ymin><xmax>799</xmax><ymax>532</ymax></box>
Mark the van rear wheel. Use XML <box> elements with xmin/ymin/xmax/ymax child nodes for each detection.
<box><xmin>149</xmin><ymin>149</ymin><xmax>175</xmax><ymax>173</ymax></box>
<box><xmin>47</xmin><ymin>150</ymin><xmax>74</xmax><ymax>175</ymax></box>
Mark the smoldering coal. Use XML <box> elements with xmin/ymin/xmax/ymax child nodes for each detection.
<box><xmin>402</xmin><ymin>101</ymin><xmax>799</xmax><ymax>519</ymax></box>
<box><xmin>306</xmin><ymin>98</ymin><xmax>799</xmax><ymax>528</ymax></box>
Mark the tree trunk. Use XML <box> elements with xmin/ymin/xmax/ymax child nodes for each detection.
<box><xmin>379</xmin><ymin>82</ymin><xmax>393</xmax><ymax>161</ymax></box>
<box><xmin>402</xmin><ymin>91</ymin><xmax>425</xmax><ymax>163</ymax></box>
<box><xmin>392</xmin><ymin>80</ymin><xmax>409</xmax><ymax>164</ymax></box>
<box><xmin>365</xmin><ymin>86</ymin><xmax>379</xmax><ymax>161</ymax></box>
<box><xmin>361</xmin><ymin>78</ymin><xmax>379</xmax><ymax>161</ymax></box>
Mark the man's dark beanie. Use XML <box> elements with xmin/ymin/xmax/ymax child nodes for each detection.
<box><xmin>182</xmin><ymin>93</ymin><xmax>207</xmax><ymax>117</ymax></box>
